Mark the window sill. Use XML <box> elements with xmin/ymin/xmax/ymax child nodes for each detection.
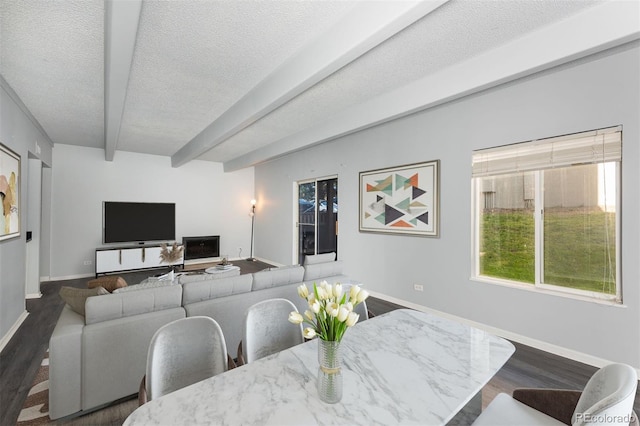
<box><xmin>470</xmin><ymin>276</ymin><xmax>625</xmax><ymax>307</ymax></box>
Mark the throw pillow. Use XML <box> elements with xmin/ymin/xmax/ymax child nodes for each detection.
<box><xmin>87</xmin><ymin>276</ymin><xmax>128</xmax><ymax>292</ymax></box>
<box><xmin>59</xmin><ymin>286</ymin><xmax>109</xmax><ymax>316</ymax></box>
<box><xmin>303</xmin><ymin>252</ymin><xmax>336</xmax><ymax>265</ymax></box>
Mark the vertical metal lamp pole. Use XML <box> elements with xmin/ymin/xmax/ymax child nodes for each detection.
<box><xmin>247</xmin><ymin>199</ymin><xmax>256</xmax><ymax>261</ymax></box>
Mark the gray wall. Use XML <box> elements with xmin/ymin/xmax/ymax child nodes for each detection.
<box><xmin>0</xmin><ymin>86</ymin><xmax>255</xmax><ymax>345</ymax></box>
<box><xmin>50</xmin><ymin>144</ymin><xmax>255</xmax><ymax>279</ymax></box>
<box><xmin>254</xmin><ymin>43</ymin><xmax>640</xmax><ymax>368</ymax></box>
<box><xmin>0</xmin><ymin>84</ymin><xmax>53</xmax><ymax>343</ymax></box>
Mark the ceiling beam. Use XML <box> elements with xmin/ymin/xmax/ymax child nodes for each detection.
<box><xmin>170</xmin><ymin>0</ymin><xmax>449</xmax><ymax>168</ymax></box>
<box><xmin>104</xmin><ymin>0</ymin><xmax>142</xmax><ymax>161</ymax></box>
<box><xmin>223</xmin><ymin>0</ymin><xmax>640</xmax><ymax>172</ymax></box>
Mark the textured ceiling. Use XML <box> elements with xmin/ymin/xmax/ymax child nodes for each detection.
<box><xmin>1</xmin><ymin>0</ymin><xmax>637</xmax><ymax>171</ymax></box>
<box><xmin>203</xmin><ymin>0</ymin><xmax>604</xmax><ymax>163</ymax></box>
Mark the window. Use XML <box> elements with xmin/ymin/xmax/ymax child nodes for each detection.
<box><xmin>471</xmin><ymin>126</ymin><xmax>621</xmax><ymax>302</ymax></box>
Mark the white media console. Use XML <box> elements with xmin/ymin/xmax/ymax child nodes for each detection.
<box><xmin>95</xmin><ymin>245</ymin><xmax>184</xmax><ymax>277</ymax></box>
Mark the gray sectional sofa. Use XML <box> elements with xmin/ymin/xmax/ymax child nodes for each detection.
<box><xmin>49</xmin><ymin>253</ymin><xmax>350</xmax><ymax>420</ymax></box>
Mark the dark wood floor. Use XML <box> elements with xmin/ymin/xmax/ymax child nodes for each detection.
<box><xmin>1</xmin><ymin>263</ymin><xmax>638</xmax><ymax>425</ymax></box>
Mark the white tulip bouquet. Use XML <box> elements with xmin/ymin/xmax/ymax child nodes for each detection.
<box><xmin>288</xmin><ymin>281</ymin><xmax>369</xmax><ymax>342</ymax></box>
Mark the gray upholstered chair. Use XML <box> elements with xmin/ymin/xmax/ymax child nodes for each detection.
<box><xmin>237</xmin><ymin>298</ymin><xmax>304</xmax><ymax>365</ymax></box>
<box><xmin>473</xmin><ymin>363</ymin><xmax>638</xmax><ymax>425</ymax></box>
<box><xmin>140</xmin><ymin>316</ymin><xmax>231</xmax><ymax>403</ymax></box>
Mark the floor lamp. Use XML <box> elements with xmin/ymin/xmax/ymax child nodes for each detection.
<box><xmin>247</xmin><ymin>199</ymin><xmax>256</xmax><ymax>261</ymax></box>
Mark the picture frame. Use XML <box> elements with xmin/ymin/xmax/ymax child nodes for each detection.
<box><xmin>359</xmin><ymin>160</ymin><xmax>439</xmax><ymax>237</ymax></box>
<box><xmin>0</xmin><ymin>143</ymin><xmax>21</xmax><ymax>241</ymax></box>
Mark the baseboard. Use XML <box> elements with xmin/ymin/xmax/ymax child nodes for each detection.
<box><xmin>0</xmin><ymin>310</ymin><xmax>29</xmax><ymax>354</ymax></box>
<box><xmin>254</xmin><ymin>257</ymin><xmax>284</xmax><ymax>267</ymax></box>
<box><xmin>26</xmin><ymin>292</ymin><xmax>42</xmax><ymax>299</ymax></box>
<box><xmin>184</xmin><ymin>257</ymin><xmax>223</xmax><ymax>266</ymax></box>
<box><xmin>47</xmin><ymin>273</ymin><xmax>94</xmax><ymax>282</ymax></box>
<box><xmin>368</xmin><ymin>290</ymin><xmax>640</xmax><ymax>375</ymax></box>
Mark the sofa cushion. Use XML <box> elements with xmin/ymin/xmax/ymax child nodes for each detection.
<box><xmin>303</xmin><ymin>260</ymin><xmax>344</xmax><ymax>281</ymax></box>
<box><xmin>86</xmin><ymin>276</ymin><xmax>128</xmax><ymax>292</ymax></box>
<box><xmin>303</xmin><ymin>252</ymin><xmax>336</xmax><ymax>265</ymax></box>
<box><xmin>182</xmin><ymin>274</ymin><xmax>253</xmax><ymax>304</ymax></box>
<box><xmin>251</xmin><ymin>265</ymin><xmax>305</xmax><ymax>291</ymax></box>
<box><xmin>113</xmin><ymin>279</ymin><xmax>175</xmax><ymax>293</ymax></box>
<box><xmin>184</xmin><ymin>282</ymin><xmax>305</xmax><ymax>359</ymax></box>
<box><xmin>178</xmin><ymin>273</ymin><xmax>212</xmax><ymax>284</ymax></box>
<box><xmin>85</xmin><ymin>285</ymin><xmax>183</xmax><ymax>325</ymax></box>
<box><xmin>179</xmin><ymin>269</ymin><xmax>240</xmax><ymax>284</ymax></box>
<box><xmin>59</xmin><ymin>286</ymin><xmax>109</xmax><ymax>316</ymax></box>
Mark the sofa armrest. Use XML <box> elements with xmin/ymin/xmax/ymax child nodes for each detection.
<box><xmin>82</xmin><ymin>307</ymin><xmax>186</xmax><ymax>412</ymax></box>
<box><xmin>512</xmin><ymin>388</ymin><xmax>582</xmax><ymax>425</ymax></box>
<box><xmin>49</xmin><ymin>306</ymin><xmax>84</xmax><ymax>420</ymax></box>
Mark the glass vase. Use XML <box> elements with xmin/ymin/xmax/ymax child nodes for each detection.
<box><xmin>317</xmin><ymin>339</ymin><xmax>343</xmax><ymax>403</ymax></box>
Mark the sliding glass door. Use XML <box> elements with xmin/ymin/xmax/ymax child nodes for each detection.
<box><xmin>297</xmin><ymin>177</ymin><xmax>338</xmax><ymax>265</ymax></box>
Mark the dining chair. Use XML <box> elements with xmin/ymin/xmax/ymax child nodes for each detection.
<box><xmin>138</xmin><ymin>316</ymin><xmax>232</xmax><ymax>404</ymax></box>
<box><xmin>473</xmin><ymin>362</ymin><xmax>638</xmax><ymax>425</ymax></box>
<box><xmin>237</xmin><ymin>298</ymin><xmax>304</xmax><ymax>366</ymax></box>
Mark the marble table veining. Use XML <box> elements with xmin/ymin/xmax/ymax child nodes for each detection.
<box><xmin>124</xmin><ymin>309</ymin><xmax>515</xmax><ymax>426</ymax></box>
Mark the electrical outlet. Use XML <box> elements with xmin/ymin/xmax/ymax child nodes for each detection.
<box><xmin>413</xmin><ymin>284</ymin><xmax>424</xmax><ymax>292</ymax></box>
<box><xmin>84</xmin><ymin>260</ymin><xmax>92</xmax><ymax>266</ymax></box>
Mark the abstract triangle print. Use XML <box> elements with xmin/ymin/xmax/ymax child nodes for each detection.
<box><xmin>412</xmin><ymin>186</ymin><xmax>426</xmax><ymax>199</ymax></box>
<box><xmin>416</xmin><ymin>211</ymin><xmax>429</xmax><ymax>225</ymax></box>
<box><xmin>384</xmin><ymin>204</ymin><xmax>404</xmax><ymax>225</ymax></box>
<box><xmin>395</xmin><ymin>174</ymin><xmax>410</xmax><ymax>190</ymax></box>
<box><xmin>360</xmin><ymin>160</ymin><xmax>438</xmax><ymax>236</ymax></box>
<box><xmin>369</xmin><ymin>198</ymin><xmax>385</xmax><ymax>214</ymax></box>
<box><xmin>367</xmin><ymin>175</ymin><xmax>393</xmax><ymax>196</ymax></box>
<box><xmin>395</xmin><ymin>173</ymin><xmax>419</xmax><ymax>191</ymax></box>
<box><xmin>390</xmin><ymin>220</ymin><xmax>414</xmax><ymax>228</ymax></box>
<box><xmin>395</xmin><ymin>197</ymin><xmax>411</xmax><ymax>212</ymax></box>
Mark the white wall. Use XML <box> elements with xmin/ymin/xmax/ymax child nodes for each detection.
<box><xmin>254</xmin><ymin>43</ymin><xmax>640</xmax><ymax>368</ymax></box>
<box><xmin>51</xmin><ymin>145</ymin><xmax>254</xmax><ymax>279</ymax></box>
<box><xmin>0</xmin><ymin>84</ymin><xmax>53</xmax><ymax>346</ymax></box>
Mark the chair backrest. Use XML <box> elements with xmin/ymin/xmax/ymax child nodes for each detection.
<box><xmin>146</xmin><ymin>316</ymin><xmax>228</xmax><ymax>400</ymax></box>
<box><xmin>243</xmin><ymin>298</ymin><xmax>303</xmax><ymax>363</ymax></box>
<box><xmin>572</xmin><ymin>363</ymin><xmax>638</xmax><ymax>426</ymax></box>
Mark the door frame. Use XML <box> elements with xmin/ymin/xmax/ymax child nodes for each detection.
<box><xmin>293</xmin><ymin>175</ymin><xmax>338</xmax><ymax>265</ymax></box>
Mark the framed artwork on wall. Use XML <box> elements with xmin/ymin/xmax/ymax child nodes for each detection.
<box><xmin>359</xmin><ymin>160</ymin><xmax>439</xmax><ymax>237</ymax></box>
<box><xmin>0</xmin><ymin>143</ymin><xmax>21</xmax><ymax>242</ymax></box>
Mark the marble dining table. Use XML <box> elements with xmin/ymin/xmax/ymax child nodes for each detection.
<box><xmin>124</xmin><ymin>308</ymin><xmax>515</xmax><ymax>426</ymax></box>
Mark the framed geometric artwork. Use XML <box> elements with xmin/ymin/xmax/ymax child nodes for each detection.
<box><xmin>359</xmin><ymin>160</ymin><xmax>439</xmax><ymax>237</ymax></box>
<box><xmin>0</xmin><ymin>143</ymin><xmax>21</xmax><ymax>242</ymax></box>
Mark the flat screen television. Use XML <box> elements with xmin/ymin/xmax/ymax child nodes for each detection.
<box><xmin>103</xmin><ymin>201</ymin><xmax>175</xmax><ymax>244</ymax></box>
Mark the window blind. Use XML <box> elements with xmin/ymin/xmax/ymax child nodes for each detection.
<box><xmin>472</xmin><ymin>126</ymin><xmax>622</xmax><ymax>178</ymax></box>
